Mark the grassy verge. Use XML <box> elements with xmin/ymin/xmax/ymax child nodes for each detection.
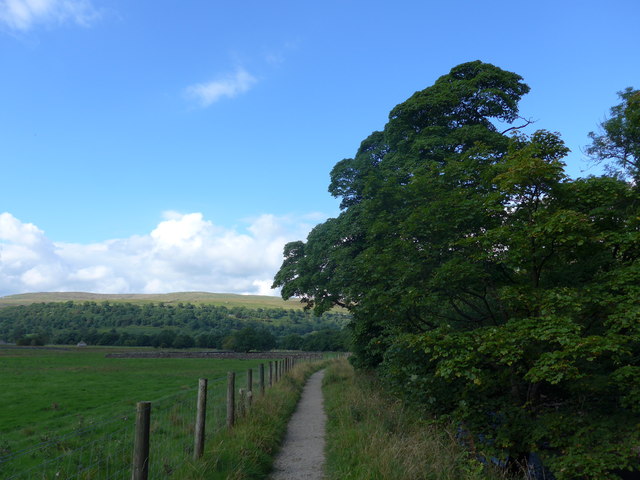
<box><xmin>180</xmin><ymin>359</ymin><xmax>326</xmax><ymax>480</ymax></box>
<box><xmin>323</xmin><ymin>357</ymin><xmax>516</xmax><ymax>480</ymax></box>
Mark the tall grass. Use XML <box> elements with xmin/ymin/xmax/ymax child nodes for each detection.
<box><xmin>180</xmin><ymin>360</ymin><xmax>326</xmax><ymax>480</ymax></box>
<box><xmin>323</xmin><ymin>358</ymin><xmax>519</xmax><ymax>480</ymax></box>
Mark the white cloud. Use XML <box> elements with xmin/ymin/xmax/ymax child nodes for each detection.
<box><xmin>0</xmin><ymin>211</ymin><xmax>322</xmax><ymax>297</ymax></box>
<box><xmin>0</xmin><ymin>0</ymin><xmax>100</xmax><ymax>31</ymax></box>
<box><xmin>263</xmin><ymin>40</ymin><xmax>298</xmax><ymax>67</ymax></box>
<box><xmin>185</xmin><ymin>68</ymin><xmax>257</xmax><ymax>107</ymax></box>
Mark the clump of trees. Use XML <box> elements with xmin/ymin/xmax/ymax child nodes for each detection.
<box><xmin>0</xmin><ymin>301</ymin><xmax>350</xmax><ymax>351</ymax></box>
<box><xmin>15</xmin><ymin>333</ymin><xmax>47</xmax><ymax>346</ymax></box>
<box><xmin>279</xmin><ymin>329</ymin><xmax>350</xmax><ymax>351</ymax></box>
<box><xmin>223</xmin><ymin>327</ymin><xmax>276</xmax><ymax>352</ymax></box>
<box><xmin>273</xmin><ymin>61</ymin><xmax>640</xmax><ymax>479</ymax></box>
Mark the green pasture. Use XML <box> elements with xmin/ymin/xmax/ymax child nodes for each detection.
<box><xmin>0</xmin><ymin>346</ymin><xmax>264</xmax><ymax>457</ymax></box>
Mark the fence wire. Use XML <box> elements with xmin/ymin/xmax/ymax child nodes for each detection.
<box><xmin>1</xmin><ymin>413</ymin><xmax>134</xmax><ymax>480</ymax></box>
<box><xmin>0</xmin><ymin>366</ymin><xmax>264</xmax><ymax>479</ymax></box>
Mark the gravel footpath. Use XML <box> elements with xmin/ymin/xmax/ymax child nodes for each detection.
<box><xmin>270</xmin><ymin>369</ymin><xmax>327</xmax><ymax>479</ymax></box>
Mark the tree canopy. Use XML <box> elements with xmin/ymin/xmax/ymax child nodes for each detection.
<box><xmin>587</xmin><ymin>87</ymin><xmax>640</xmax><ymax>181</ymax></box>
<box><xmin>0</xmin><ymin>301</ymin><xmax>350</xmax><ymax>351</ymax></box>
<box><xmin>273</xmin><ymin>61</ymin><xmax>640</xmax><ymax>479</ymax></box>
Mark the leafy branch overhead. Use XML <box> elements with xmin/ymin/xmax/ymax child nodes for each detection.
<box><xmin>273</xmin><ymin>61</ymin><xmax>640</xmax><ymax>479</ymax></box>
<box><xmin>587</xmin><ymin>87</ymin><xmax>640</xmax><ymax>181</ymax></box>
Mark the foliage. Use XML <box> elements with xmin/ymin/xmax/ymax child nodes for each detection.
<box><xmin>0</xmin><ymin>301</ymin><xmax>350</xmax><ymax>351</ymax></box>
<box><xmin>587</xmin><ymin>87</ymin><xmax>640</xmax><ymax>181</ymax></box>
<box><xmin>279</xmin><ymin>329</ymin><xmax>351</xmax><ymax>352</ymax></box>
<box><xmin>273</xmin><ymin>61</ymin><xmax>640</xmax><ymax>478</ymax></box>
<box><xmin>15</xmin><ymin>333</ymin><xmax>47</xmax><ymax>346</ymax></box>
<box><xmin>223</xmin><ymin>326</ymin><xmax>276</xmax><ymax>352</ymax></box>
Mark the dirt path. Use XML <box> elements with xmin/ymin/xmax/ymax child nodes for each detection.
<box><xmin>270</xmin><ymin>369</ymin><xmax>327</xmax><ymax>480</ymax></box>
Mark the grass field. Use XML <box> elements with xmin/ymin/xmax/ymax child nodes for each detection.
<box><xmin>0</xmin><ymin>291</ymin><xmax>306</xmax><ymax>310</ymax></box>
<box><xmin>0</xmin><ymin>345</ymin><xmax>268</xmax><ymax>478</ymax></box>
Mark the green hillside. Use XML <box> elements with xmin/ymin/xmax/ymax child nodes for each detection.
<box><xmin>0</xmin><ymin>293</ymin><xmax>351</xmax><ymax>351</ymax></box>
<box><xmin>0</xmin><ymin>291</ymin><xmax>306</xmax><ymax>310</ymax></box>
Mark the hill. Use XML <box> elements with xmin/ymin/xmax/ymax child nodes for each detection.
<box><xmin>0</xmin><ymin>291</ymin><xmax>306</xmax><ymax>310</ymax></box>
<box><xmin>0</xmin><ymin>292</ymin><xmax>350</xmax><ymax>351</ymax></box>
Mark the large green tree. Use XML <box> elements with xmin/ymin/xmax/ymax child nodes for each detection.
<box><xmin>273</xmin><ymin>62</ymin><xmax>640</xmax><ymax>478</ymax></box>
<box><xmin>274</xmin><ymin>60</ymin><xmax>530</xmax><ymax>360</ymax></box>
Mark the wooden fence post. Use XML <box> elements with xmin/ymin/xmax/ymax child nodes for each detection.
<box><xmin>226</xmin><ymin>372</ymin><xmax>235</xmax><ymax>428</ymax></box>
<box><xmin>131</xmin><ymin>401</ymin><xmax>151</xmax><ymax>480</ymax></box>
<box><xmin>193</xmin><ymin>378</ymin><xmax>207</xmax><ymax>459</ymax></box>
<box><xmin>247</xmin><ymin>368</ymin><xmax>253</xmax><ymax>407</ymax></box>
<box><xmin>269</xmin><ymin>361</ymin><xmax>273</xmax><ymax>386</ymax></box>
<box><xmin>259</xmin><ymin>363</ymin><xmax>265</xmax><ymax>396</ymax></box>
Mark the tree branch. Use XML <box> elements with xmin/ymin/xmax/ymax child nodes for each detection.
<box><xmin>500</xmin><ymin>116</ymin><xmax>535</xmax><ymax>135</ymax></box>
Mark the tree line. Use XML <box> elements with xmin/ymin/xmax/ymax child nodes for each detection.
<box><xmin>0</xmin><ymin>301</ymin><xmax>351</xmax><ymax>352</ymax></box>
<box><xmin>273</xmin><ymin>61</ymin><xmax>640</xmax><ymax>479</ymax></box>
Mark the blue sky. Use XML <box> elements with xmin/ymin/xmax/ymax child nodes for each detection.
<box><xmin>1</xmin><ymin>0</ymin><xmax>638</xmax><ymax>296</ymax></box>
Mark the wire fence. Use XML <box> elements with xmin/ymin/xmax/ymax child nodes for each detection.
<box><xmin>0</xmin><ymin>356</ymin><xmax>320</xmax><ymax>480</ymax></box>
<box><xmin>1</xmin><ymin>411</ymin><xmax>135</xmax><ymax>479</ymax></box>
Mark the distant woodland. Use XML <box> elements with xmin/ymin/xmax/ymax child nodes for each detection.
<box><xmin>0</xmin><ymin>301</ymin><xmax>351</xmax><ymax>351</ymax></box>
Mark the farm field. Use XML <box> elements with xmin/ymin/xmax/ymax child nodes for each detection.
<box><xmin>0</xmin><ymin>346</ymin><xmax>265</xmax><ymax>457</ymax></box>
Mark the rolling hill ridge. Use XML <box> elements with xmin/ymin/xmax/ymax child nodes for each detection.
<box><xmin>0</xmin><ymin>291</ymin><xmax>305</xmax><ymax>310</ymax></box>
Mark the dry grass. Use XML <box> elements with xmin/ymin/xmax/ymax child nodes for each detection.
<box><xmin>323</xmin><ymin>358</ymin><xmax>518</xmax><ymax>480</ymax></box>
